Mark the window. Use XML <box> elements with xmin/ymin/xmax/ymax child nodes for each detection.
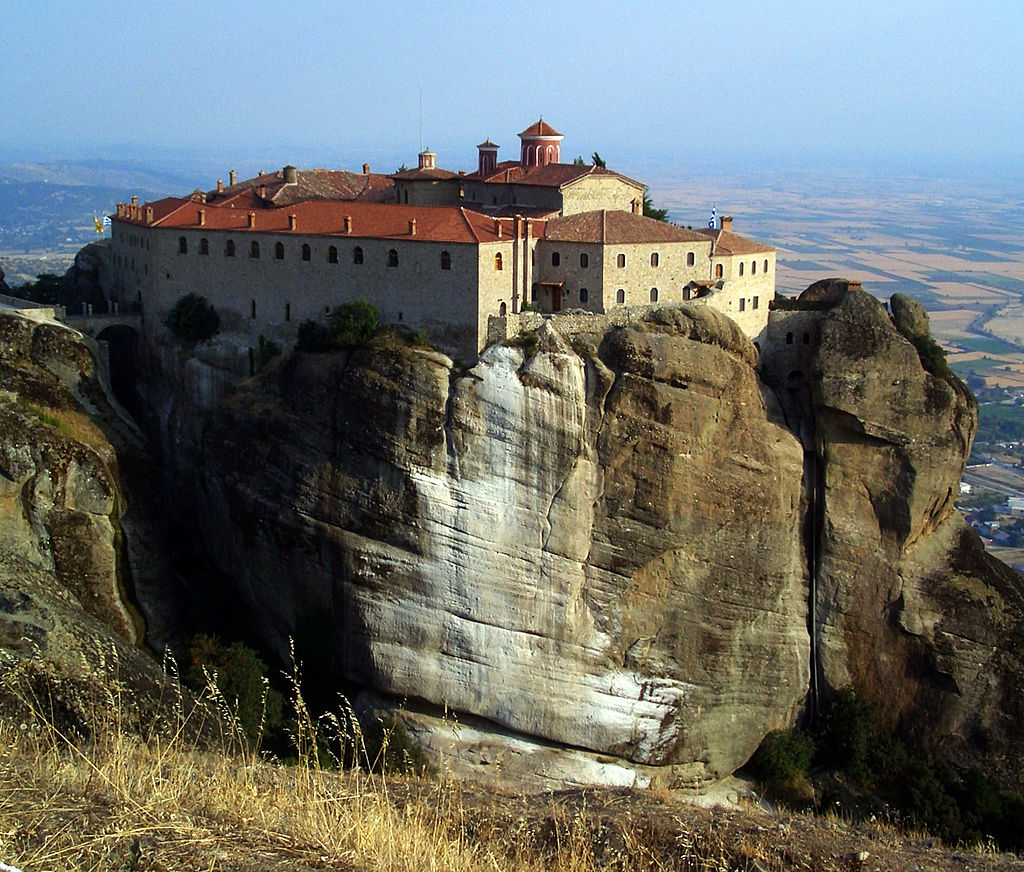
<box><xmin>531</xmin><ymin>283</ymin><xmax>538</xmax><ymax>302</ymax></box>
<box><xmin>551</xmin><ymin>251</ymin><xmax>560</xmax><ymax>267</ymax></box>
<box><xmin>650</xmin><ymin>252</ymin><xmax>659</xmax><ymax>267</ymax></box>
<box><xmin>580</xmin><ymin>288</ymin><xmax>589</xmax><ymax>303</ymax></box>
<box><xmin>328</xmin><ymin>245</ymin><xmax>338</xmax><ymax>264</ymax></box>
<box><xmin>388</xmin><ymin>248</ymin><xmax>398</xmax><ymax>268</ymax></box>
<box><xmin>250</xmin><ymin>300</ymin><xmax>256</xmax><ymax>319</ymax></box>
<box><xmin>495</xmin><ymin>252</ymin><xmax>503</xmax><ymax>271</ymax></box>
<box><xmin>275</xmin><ymin>242</ymin><xmax>285</xmax><ymax>260</ymax></box>
<box><xmin>751</xmin><ymin>260</ymin><xmax>757</xmax><ymax>275</ymax></box>
<box><xmin>178</xmin><ymin>236</ymin><xmax>187</xmax><ymax>254</ymax></box>
<box><xmin>616</xmin><ymin>288</ymin><xmax>625</xmax><ymax>304</ymax></box>
<box><xmin>441</xmin><ymin>250</ymin><xmax>451</xmax><ymax>270</ymax></box>
<box><xmin>285</xmin><ymin>302</ymin><xmax>291</xmax><ymax>321</ymax></box>
<box><xmin>353</xmin><ymin>246</ymin><xmax>363</xmax><ymax>265</ymax></box>
<box><xmin>650</xmin><ymin>287</ymin><xmax>659</xmax><ymax>302</ymax></box>
<box><xmin>803</xmin><ymin>332</ymin><xmax>810</xmax><ymax>345</ymax></box>
<box><xmin>580</xmin><ymin>252</ymin><xmax>589</xmax><ymax>268</ymax></box>
<box><xmin>686</xmin><ymin>251</ymin><xmax>695</xmax><ymax>266</ymax></box>
<box><xmin>786</xmin><ymin>332</ymin><xmax>794</xmax><ymax>345</ymax></box>
<box><xmin>739</xmin><ymin>298</ymin><xmax>746</xmax><ymax>312</ymax></box>
<box><xmin>738</xmin><ymin>262</ymin><xmax>744</xmax><ymax>276</ymax></box>
<box><xmin>764</xmin><ymin>259</ymin><xmax>769</xmax><ymax>273</ymax></box>
<box><xmin>225</xmin><ymin>239</ymin><xmax>236</xmax><ymax>257</ymax></box>
<box><xmin>250</xmin><ymin>241</ymin><xmax>260</xmax><ymax>259</ymax></box>
<box><xmin>499</xmin><ymin>301</ymin><xmax>507</xmax><ymax>316</ymax></box>
<box><xmin>302</xmin><ymin>243</ymin><xmax>311</xmax><ymax>262</ymax></box>
<box><xmin>682</xmin><ymin>287</ymin><xmax>691</xmax><ymax>301</ymax></box>
<box><xmin>752</xmin><ymin>296</ymin><xmax>759</xmax><ymax>309</ymax></box>
<box><xmin>715</xmin><ymin>263</ymin><xmax>723</xmax><ymax>278</ymax></box>
<box><xmin>617</xmin><ymin>253</ymin><xmax>626</xmax><ymax>268</ymax></box>
<box><xmin>199</xmin><ymin>238</ymin><xmax>209</xmax><ymax>255</ymax></box>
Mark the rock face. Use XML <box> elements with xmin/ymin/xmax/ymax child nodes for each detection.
<box><xmin>803</xmin><ymin>285</ymin><xmax>1024</xmax><ymax>787</ymax></box>
<box><xmin>198</xmin><ymin>306</ymin><xmax>810</xmax><ymax>781</ymax></box>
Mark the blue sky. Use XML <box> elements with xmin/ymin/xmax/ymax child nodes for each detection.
<box><xmin>3</xmin><ymin>0</ymin><xmax>1022</xmax><ymax>177</ymax></box>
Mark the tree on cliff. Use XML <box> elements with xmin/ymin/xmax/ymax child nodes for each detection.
<box><xmin>296</xmin><ymin>299</ymin><xmax>380</xmax><ymax>351</ymax></box>
<box><xmin>165</xmin><ymin>293</ymin><xmax>220</xmax><ymax>342</ymax></box>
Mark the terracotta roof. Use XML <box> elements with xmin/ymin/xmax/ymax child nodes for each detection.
<box><xmin>697</xmin><ymin>228</ymin><xmax>775</xmax><ymax>255</ymax></box>
<box><xmin>391</xmin><ymin>167</ymin><xmax>459</xmax><ymax>181</ymax></box>
<box><xmin>206</xmin><ymin>168</ymin><xmax>394</xmax><ymax>207</ymax></box>
<box><xmin>114</xmin><ymin>198</ymin><xmax>539</xmax><ymax>244</ymax></box>
<box><xmin>463</xmin><ymin>161</ymin><xmax>641</xmax><ymax>190</ymax></box>
<box><xmin>477</xmin><ymin>139</ymin><xmax>499</xmax><ymax>149</ymax></box>
<box><xmin>519</xmin><ymin>119</ymin><xmax>562</xmax><ymax>138</ymax></box>
<box><xmin>544</xmin><ymin>210</ymin><xmax>710</xmax><ymax>244</ymax></box>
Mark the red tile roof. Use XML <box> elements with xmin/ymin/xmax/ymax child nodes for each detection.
<box><xmin>519</xmin><ymin>119</ymin><xmax>562</xmax><ymax>138</ymax></box>
<box><xmin>544</xmin><ymin>210</ymin><xmax>710</xmax><ymax>244</ymax></box>
<box><xmin>697</xmin><ymin>228</ymin><xmax>775</xmax><ymax>255</ymax></box>
<box><xmin>463</xmin><ymin>161</ymin><xmax>641</xmax><ymax>190</ymax></box>
<box><xmin>207</xmin><ymin>168</ymin><xmax>394</xmax><ymax>207</ymax></box>
<box><xmin>115</xmin><ymin>198</ymin><xmax>541</xmax><ymax>244</ymax></box>
<box><xmin>477</xmin><ymin>139</ymin><xmax>499</xmax><ymax>149</ymax></box>
<box><xmin>391</xmin><ymin>167</ymin><xmax>459</xmax><ymax>181</ymax></box>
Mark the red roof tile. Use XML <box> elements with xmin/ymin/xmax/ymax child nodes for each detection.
<box><xmin>697</xmin><ymin>228</ymin><xmax>775</xmax><ymax>255</ymax></box>
<box><xmin>544</xmin><ymin>210</ymin><xmax>710</xmax><ymax>244</ymax></box>
<box><xmin>115</xmin><ymin>199</ymin><xmax>539</xmax><ymax>245</ymax></box>
<box><xmin>519</xmin><ymin>119</ymin><xmax>562</xmax><ymax>138</ymax></box>
<box><xmin>206</xmin><ymin>168</ymin><xmax>394</xmax><ymax>207</ymax></box>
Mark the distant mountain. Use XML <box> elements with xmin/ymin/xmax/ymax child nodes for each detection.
<box><xmin>0</xmin><ymin>159</ymin><xmax>195</xmax><ymax>191</ymax></box>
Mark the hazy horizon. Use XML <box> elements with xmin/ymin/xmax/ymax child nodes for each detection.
<box><xmin>3</xmin><ymin>0</ymin><xmax>1022</xmax><ymax>182</ymax></box>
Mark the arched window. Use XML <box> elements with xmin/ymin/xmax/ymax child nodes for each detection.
<box><xmin>616</xmin><ymin>288</ymin><xmax>625</xmax><ymax>304</ymax></box>
<box><xmin>551</xmin><ymin>251</ymin><xmax>560</xmax><ymax>267</ymax></box>
<box><xmin>302</xmin><ymin>243</ymin><xmax>311</xmax><ymax>261</ymax></box>
<box><xmin>580</xmin><ymin>288</ymin><xmax>589</xmax><ymax>303</ymax></box>
<box><xmin>328</xmin><ymin>245</ymin><xmax>338</xmax><ymax>264</ymax></box>
<box><xmin>495</xmin><ymin>252</ymin><xmax>503</xmax><ymax>271</ymax></box>
<box><xmin>178</xmin><ymin>236</ymin><xmax>187</xmax><ymax>254</ymax></box>
<box><xmin>650</xmin><ymin>287</ymin><xmax>659</xmax><ymax>302</ymax></box>
<box><xmin>751</xmin><ymin>260</ymin><xmax>757</xmax><ymax>274</ymax></box>
<box><xmin>715</xmin><ymin>263</ymin><xmax>723</xmax><ymax>278</ymax></box>
<box><xmin>285</xmin><ymin>302</ymin><xmax>291</xmax><ymax>321</ymax></box>
<box><xmin>250</xmin><ymin>300</ymin><xmax>256</xmax><ymax>319</ymax></box>
<box><xmin>738</xmin><ymin>262</ymin><xmax>744</xmax><ymax>276</ymax></box>
<box><xmin>225</xmin><ymin>239</ymin><xmax>236</xmax><ymax>257</ymax></box>
<box><xmin>764</xmin><ymin>259</ymin><xmax>769</xmax><ymax>273</ymax></box>
<box><xmin>686</xmin><ymin>251</ymin><xmax>695</xmax><ymax>266</ymax></box>
<box><xmin>199</xmin><ymin>238</ymin><xmax>209</xmax><ymax>255</ymax></box>
<box><xmin>499</xmin><ymin>301</ymin><xmax>507</xmax><ymax>316</ymax></box>
<box><xmin>650</xmin><ymin>252</ymin><xmax>659</xmax><ymax>267</ymax></box>
<box><xmin>786</xmin><ymin>332</ymin><xmax>794</xmax><ymax>345</ymax></box>
<box><xmin>617</xmin><ymin>253</ymin><xmax>626</xmax><ymax>268</ymax></box>
<box><xmin>388</xmin><ymin>248</ymin><xmax>398</xmax><ymax>268</ymax></box>
<box><xmin>275</xmin><ymin>242</ymin><xmax>284</xmax><ymax>260</ymax></box>
<box><xmin>580</xmin><ymin>252</ymin><xmax>589</xmax><ymax>268</ymax></box>
<box><xmin>739</xmin><ymin>298</ymin><xmax>746</xmax><ymax>312</ymax></box>
<box><xmin>441</xmin><ymin>250</ymin><xmax>451</xmax><ymax>270</ymax></box>
<box><xmin>250</xmin><ymin>241</ymin><xmax>260</xmax><ymax>259</ymax></box>
<box><xmin>353</xmin><ymin>246</ymin><xmax>363</xmax><ymax>265</ymax></box>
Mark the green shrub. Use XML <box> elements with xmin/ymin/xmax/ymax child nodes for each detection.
<box><xmin>295</xmin><ymin>300</ymin><xmax>380</xmax><ymax>352</ymax></box>
<box><xmin>359</xmin><ymin>714</ymin><xmax>433</xmax><ymax>776</ymax></box>
<box><xmin>813</xmin><ymin>687</ymin><xmax>878</xmax><ymax>778</ymax></box>
<box><xmin>507</xmin><ymin>330</ymin><xmax>539</xmax><ymax>357</ymax></box>
<box><xmin>749</xmin><ymin>729</ymin><xmax>816</xmax><ymax>782</ymax></box>
<box><xmin>185</xmin><ymin>635</ymin><xmax>284</xmax><ymax>746</ymax></box>
<box><xmin>910</xmin><ymin>333</ymin><xmax>952</xmax><ymax>379</ymax></box>
<box><xmin>165</xmin><ymin>293</ymin><xmax>220</xmax><ymax>342</ymax></box>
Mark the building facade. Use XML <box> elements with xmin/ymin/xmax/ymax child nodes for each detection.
<box><xmin>107</xmin><ymin>120</ymin><xmax>776</xmax><ymax>362</ymax></box>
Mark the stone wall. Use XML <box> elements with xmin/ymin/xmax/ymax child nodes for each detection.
<box><xmin>560</xmin><ymin>175</ymin><xmax>644</xmax><ymax>216</ymax></box>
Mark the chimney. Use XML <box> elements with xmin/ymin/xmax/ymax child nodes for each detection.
<box><xmin>259</xmin><ymin>184</ymin><xmax>267</xmax><ymax>199</ymax></box>
<box><xmin>247</xmin><ymin>211</ymin><xmax>256</xmax><ymax>228</ymax></box>
<box><xmin>198</xmin><ymin>209</ymin><xmax>206</xmax><ymax>226</ymax></box>
<box><xmin>229</xmin><ymin>170</ymin><xmax>237</xmax><ymax>186</ymax></box>
<box><xmin>117</xmin><ymin>203</ymin><xmax>125</xmax><ymax>217</ymax></box>
<box><xmin>409</xmin><ymin>218</ymin><xmax>417</xmax><ymax>236</ymax></box>
<box><xmin>494</xmin><ymin>218</ymin><xmax>502</xmax><ymax>238</ymax></box>
<box><xmin>283</xmin><ymin>165</ymin><xmax>298</xmax><ymax>184</ymax></box>
<box><xmin>288</xmin><ymin>213</ymin><xmax>297</xmax><ymax>231</ymax></box>
<box><xmin>131</xmin><ymin>195</ymin><xmax>139</xmax><ymax>206</ymax></box>
<box><xmin>145</xmin><ymin>205</ymin><xmax>154</xmax><ymax>224</ymax></box>
<box><xmin>216</xmin><ymin>178</ymin><xmax>224</xmax><ymax>193</ymax></box>
<box><xmin>362</xmin><ymin>163</ymin><xmax>370</xmax><ymax>175</ymax></box>
<box><xmin>344</xmin><ymin>215</ymin><xmax>352</xmax><ymax>234</ymax></box>
<box><xmin>720</xmin><ymin>215</ymin><xmax>733</xmax><ymax>232</ymax></box>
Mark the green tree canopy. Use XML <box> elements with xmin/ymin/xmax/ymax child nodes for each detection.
<box><xmin>164</xmin><ymin>293</ymin><xmax>220</xmax><ymax>342</ymax></box>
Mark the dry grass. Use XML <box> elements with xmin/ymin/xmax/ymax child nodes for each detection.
<box><xmin>1</xmin><ymin>654</ymin><xmax>1020</xmax><ymax>872</ymax></box>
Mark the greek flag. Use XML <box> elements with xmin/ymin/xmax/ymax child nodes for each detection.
<box><xmin>708</xmin><ymin>207</ymin><xmax>716</xmax><ymax>229</ymax></box>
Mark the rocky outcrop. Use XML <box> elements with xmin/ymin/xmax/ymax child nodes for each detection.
<box><xmin>801</xmin><ymin>284</ymin><xmax>1024</xmax><ymax>787</ymax></box>
<box><xmin>197</xmin><ymin>306</ymin><xmax>809</xmax><ymax>782</ymax></box>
